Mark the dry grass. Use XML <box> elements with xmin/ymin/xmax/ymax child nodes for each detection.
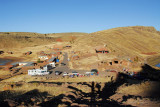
<box><xmin>0</xmin><ymin>32</ymin><xmax>88</xmax><ymax>50</ymax></box>
<box><xmin>1</xmin><ymin>26</ymin><xmax>160</xmax><ymax>70</ymax></box>
<box><xmin>0</xmin><ymin>70</ymin><xmax>10</xmax><ymax>76</ymax></box>
<box><xmin>1</xmin><ymin>74</ymin><xmax>41</xmax><ymax>82</ymax></box>
<box><xmin>66</xmin><ymin>26</ymin><xmax>160</xmax><ymax>70</ymax></box>
<box><xmin>0</xmin><ymin>43</ymin><xmax>58</xmax><ymax>62</ymax></box>
<box><xmin>77</xmin><ymin>56</ymin><xmax>100</xmax><ymax>65</ymax></box>
<box><xmin>147</xmin><ymin>55</ymin><xmax>160</xmax><ymax>67</ymax></box>
<box><xmin>0</xmin><ymin>36</ymin><xmax>55</xmax><ymax>50</ymax></box>
<box><xmin>73</xmin><ymin>26</ymin><xmax>160</xmax><ymax>58</ymax></box>
<box><xmin>1</xmin><ymin>74</ymin><xmax>112</xmax><ymax>83</ymax></box>
<box><xmin>11</xmin><ymin>83</ymin><xmax>67</xmax><ymax>96</ymax></box>
<box><xmin>46</xmin><ymin>76</ymin><xmax>112</xmax><ymax>83</ymax></box>
<box><xmin>117</xmin><ymin>81</ymin><xmax>160</xmax><ymax>97</ymax></box>
<box><xmin>0</xmin><ymin>75</ymin><xmax>110</xmax><ymax>103</ymax></box>
<box><xmin>0</xmin><ymin>83</ymin><xmax>68</xmax><ymax>102</ymax></box>
<box><xmin>46</xmin><ymin>32</ymin><xmax>88</xmax><ymax>37</ymax></box>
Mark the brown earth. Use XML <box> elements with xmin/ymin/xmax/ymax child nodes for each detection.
<box><xmin>0</xmin><ymin>26</ymin><xmax>160</xmax><ymax>106</ymax></box>
<box><xmin>73</xmin><ymin>26</ymin><xmax>160</xmax><ymax>57</ymax></box>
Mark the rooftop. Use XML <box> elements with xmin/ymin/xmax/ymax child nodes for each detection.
<box><xmin>48</xmin><ymin>57</ymin><xmax>56</xmax><ymax>62</ymax></box>
<box><xmin>11</xmin><ymin>62</ymin><xmax>34</xmax><ymax>66</ymax></box>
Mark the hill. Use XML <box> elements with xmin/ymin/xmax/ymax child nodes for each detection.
<box><xmin>46</xmin><ymin>32</ymin><xmax>88</xmax><ymax>37</ymax></box>
<box><xmin>0</xmin><ymin>32</ymin><xmax>53</xmax><ymax>49</ymax></box>
<box><xmin>0</xmin><ymin>32</ymin><xmax>88</xmax><ymax>50</ymax></box>
<box><xmin>73</xmin><ymin>26</ymin><xmax>160</xmax><ymax>58</ymax></box>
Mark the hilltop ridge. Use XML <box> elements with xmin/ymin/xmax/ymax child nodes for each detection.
<box><xmin>1</xmin><ymin>26</ymin><xmax>160</xmax><ymax>58</ymax></box>
<box><xmin>0</xmin><ymin>32</ymin><xmax>88</xmax><ymax>49</ymax></box>
<box><xmin>72</xmin><ymin>26</ymin><xmax>160</xmax><ymax>58</ymax></box>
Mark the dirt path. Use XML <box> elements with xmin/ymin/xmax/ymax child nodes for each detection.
<box><xmin>45</xmin><ymin>52</ymin><xmax>88</xmax><ymax>79</ymax></box>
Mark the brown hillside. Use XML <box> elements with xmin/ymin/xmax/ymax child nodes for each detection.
<box><xmin>46</xmin><ymin>32</ymin><xmax>88</xmax><ymax>37</ymax></box>
<box><xmin>0</xmin><ymin>32</ymin><xmax>88</xmax><ymax>49</ymax></box>
<box><xmin>73</xmin><ymin>26</ymin><xmax>160</xmax><ymax>58</ymax></box>
<box><xmin>0</xmin><ymin>32</ymin><xmax>54</xmax><ymax>49</ymax></box>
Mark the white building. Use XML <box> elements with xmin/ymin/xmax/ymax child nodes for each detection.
<box><xmin>28</xmin><ymin>57</ymin><xmax>56</xmax><ymax>76</ymax></box>
<box><xmin>28</xmin><ymin>69</ymin><xmax>49</xmax><ymax>76</ymax></box>
<box><xmin>28</xmin><ymin>65</ymin><xmax>49</xmax><ymax>76</ymax></box>
<box><xmin>19</xmin><ymin>62</ymin><xmax>28</xmax><ymax>66</ymax></box>
<box><xmin>48</xmin><ymin>62</ymin><xmax>56</xmax><ymax>67</ymax></box>
<box><xmin>38</xmin><ymin>56</ymin><xmax>48</xmax><ymax>60</ymax></box>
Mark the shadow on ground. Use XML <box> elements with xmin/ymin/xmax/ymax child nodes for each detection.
<box><xmin>0</xmin><ymin>64</ymin><xmax>160</xmax><ymax>106</ymax></box>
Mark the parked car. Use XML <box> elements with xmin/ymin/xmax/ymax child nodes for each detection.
<box><xmin>110</xmin><ymin>70</ymin><xmax>117</xmax><ymax>73</ymax></box>
<box><xmin>90</xmin><ymin>69</ymin><xmax>98</xmax><ymax>75</ymax></box>
<box><xmin>55</xmin><ymin>71</ymin><xmax>62</xmax><ymax>75</ymax></box>
<box><xmin>61</xmin><ymin>63</ymin><xmax>66</xmax><ymax>66</ymax></box>
<box><xmin>72</xmin><ymin>71</ymin><xmax>79</xmax><ymax>76</ymax></box>
<box><xmin>105</xmin><ymin>69</ymin><xmax>117</xmax><ymax>72</ymax></box>
<box><xmin>63</xmin><ymin>72</ymin><xmax>68</xmax><ymax>76</ymax></box>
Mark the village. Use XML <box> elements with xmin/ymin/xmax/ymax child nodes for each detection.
<box><xmin>0</xmin><ymin>30</ymin><xmax>160</xmax><ymax>106</ymax></box>
<box><xmin>0</xmin><ymin>43</ymin><xmax>147</xmax><ymax>81</ymax></box>
<box><xmin>1</xmin><ymin>0</ymin><xmax>160</xmax><ymax>105</ymax></box>
<box><xmin>1</xmin><ymin>42</ymin><xmax>159</xmax><ymax>107</ymax></box>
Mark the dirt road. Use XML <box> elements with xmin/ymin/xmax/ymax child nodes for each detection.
<box><xmin>46</xmin><ymin>52</ymin><xmax>89</xmax><ymax>78</ymax></box>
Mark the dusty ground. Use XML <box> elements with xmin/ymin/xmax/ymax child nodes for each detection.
<box><xmin>0</xmin><ymin>26</ymin><xmax>160</xmax><ymax>106</ymax></box>
<box><xmin>0</xmin><ymin>42</ymin><xmax>69</xmax><ymax>62</ymax></box>
<box><xmin>0</xmin><ymin>76</ymin><xmax>160</xmax><ymax>107</ymax></box>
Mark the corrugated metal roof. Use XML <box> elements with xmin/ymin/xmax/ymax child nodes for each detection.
<box><xmin>48</xmin><ymin>57</ymin><xmax>56</xmax><ymax>62</ymax></box>
<box><xmin>23</xmin><ymin>62</ymin><xmax>34</xmax><ymax>67</ymax></box>
<box><xmin>155</xmin><ymin>63</ymin><xmax>160</xmax><ymax>67</ymax></box>
<box><xmin>11</xmin><ymin>62</ymin><xmax>34</xmax><ymax>66</ymax></box>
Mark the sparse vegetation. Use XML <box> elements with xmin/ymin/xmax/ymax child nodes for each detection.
<box><xmin>134</xmin><ymin>56</ymin><xmax>139</xmax><ymax>62</ymax></box>
<box><xmin>0</xmin><ymin>32</ymin><xmax>88</xmax><ymax>49</ymax></box>
<box><xmin>0</xmin><ymin>26</ymin><xmax>160</xmax><ymax>106</ymax></box>
<box><xmin>37</xmin><ymin>59</ymin><xmax>41</xmax><ymax>63</ymax></box>
<box><xmin>73</xmin><ymin>26</ymin><xmax>160</xmax><ymax>57</ymax></box>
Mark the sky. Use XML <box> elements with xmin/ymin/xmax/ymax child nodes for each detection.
<box><xmin>0</xmin><ymin>0</ymin><xmax>160</xmax><ymax>33</ymax></box>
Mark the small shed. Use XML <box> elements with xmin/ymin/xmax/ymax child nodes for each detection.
<box><xmin>0</xmin><ymin>51</ymin><xmax>4</xmax><ymax>54</ymax></box>
<box><xmin>23</xmin><ymin>51</ymin><xmax>32</xmax><ymax>55</ymax></box>
<box><xmin>7</xmin><ymin>51</ymin><xmax>13</xmax><ymax>54</ymax></box>
<box><xmin>26</xmin><ymin>51</ymin><xmax>32</xmax><ymax>55</ymax></box>
<box><xmin>95</xmin><ymin>46</ymin><xmax>109</xmax><ymax>53</ymax></box>
<box><xmin>19</xmin><ymin>62</ymin><xmax>29</xmax><ymax>66</ymax></box>
<box><xmin>11</xmin><ymin>62</ymin><xmax>34</xmax><ymax>67</ymax></box>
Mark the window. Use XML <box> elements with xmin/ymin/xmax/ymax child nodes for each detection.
<box><xmin>114</xmin><ymin>61</ymin><xmax>118</xmax><ymax>64</ymax></box>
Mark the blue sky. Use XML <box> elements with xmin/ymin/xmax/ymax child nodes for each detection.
<box><xmin>0</xmin><ymin>0</ymin><xmax>160</xmax><ymax>33</ymax></box>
